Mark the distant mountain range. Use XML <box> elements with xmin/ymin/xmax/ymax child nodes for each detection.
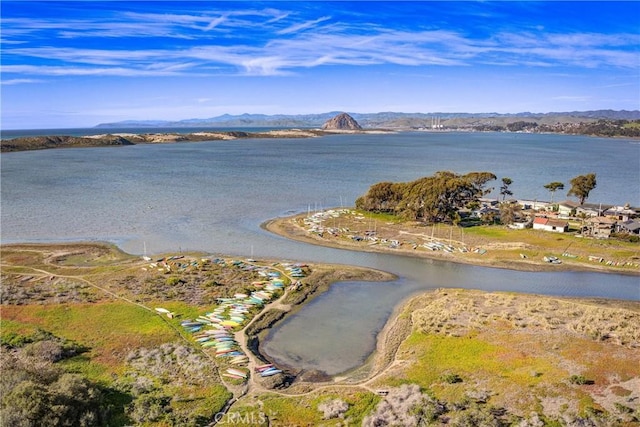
<box><xmin>95</xmin><ymin>110</ymin><xmax>640</xmax><ymax>129</ymax></box>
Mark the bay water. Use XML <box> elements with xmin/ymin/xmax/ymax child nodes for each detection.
<box><xmin>2</xmin><ymin>131</ymin><xmax>639</xmax><ymax>374</ymax></box>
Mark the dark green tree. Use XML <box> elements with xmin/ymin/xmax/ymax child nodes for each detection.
<box><xmin>355</xmin><ymin>181</ymin><xmax>404</xmax><ymax>213</ymax></box>
<box><xmin>359</xmin><ymin>171</ymin><xmax>496</xmax><ymax>224</ymax></box>
<box><xmin>567</xmin><ymin>173</ymin><xmax>597</xmax><ymax>205</ymax></box>
<box><xmin>499</xmin><ymin>177</ymin><xmax>513</xmax><ymax>201</ymax></box>
<box><xmin>543</xmin><ymin>181</ymin><xmax>564</xmax><ymax>203</ymax></box>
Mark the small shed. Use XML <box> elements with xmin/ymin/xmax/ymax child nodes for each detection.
<box><xmin>532</xmin><ymin>217</ymin><xmax>569</xmax><ymax>233</ymax></box>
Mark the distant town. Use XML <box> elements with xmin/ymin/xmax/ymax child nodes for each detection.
<box><xmin>88</xmin><ymin>110</ymin><xmax>640</xmax><ymax>138</ymax></box>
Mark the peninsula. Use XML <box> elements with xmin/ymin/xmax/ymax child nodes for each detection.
<box><xmin>0</xmin><ymin>129</ymin><xmax>329</xmax><ymax>152</ymax></box>
<box><xmin>0</xmin><ymin>113</ymin><xmax>388</xmax><ymax>152</ymax></box>
<box><xmin>264</xmin><ymin>209</ymin><xmax>640</xmax><ymax>275</ymax></box>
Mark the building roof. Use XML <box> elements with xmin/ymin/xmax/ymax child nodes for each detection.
<box><xmin>619</xmin><ymin>220</ymin><xmax>640</xmax><ymax>231</ymax></box>
<box><xmin>533</xmin><ymin>217</ymin><xmax>568</xmax><ymax>228</ymax></box>
<box><xmin>587</xmin><ymin>216</ymin><xmax>617</xmax><ymax>225</ymax></box>
<box><xmin>604</xmin><ymin>206</ymin><xmax>636</xmax><ymax>216</ymax></box>
<box><xmin>558</xmin><ymin>200</ymin><xmax>580</xmax><ymax>209</ymax></box>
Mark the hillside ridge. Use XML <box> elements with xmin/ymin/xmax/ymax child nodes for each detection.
<box><xmin>95</xmin><ymin>109</ymin><xmax>640</xmax><ymax>129</ymax></box>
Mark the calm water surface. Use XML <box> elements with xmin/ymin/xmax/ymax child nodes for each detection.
<box><xmin>2</xmin><ymin>131</ymin><xmax>639</xmax><ymax>374</ymax></box>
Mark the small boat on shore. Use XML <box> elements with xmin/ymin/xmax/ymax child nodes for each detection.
<box><xmin>227</xmin><ymin>368</ymin><xmax>247</xmax><ymax>378</ymax></box>
<box><xmin>260</xmin><ymin>368</ymin><xmax>283</xmax><ymax>377</ymax></box>
<box><xmin>223</xmin><ymin>373</ymin><xmax>245</xmax><ymax>380</ymax></box>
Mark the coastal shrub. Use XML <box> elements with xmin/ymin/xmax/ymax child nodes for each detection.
<box><xmin>447</xmin><ymin>403</ymin><xmax>507</xmax><ymax>427</ymax></box>
<box><xmin>120</xmin><ymin>343</ymin><xmax>231</xmax><ymax>425</ymax></box>
<box><xmin>165</xmin><ymin>276</ymin><xmax>182</xmax><ymax>286</ymax></box>
<box><xmin>568</xmin><ymin>375</ymin><xmax>590</xmax><ymax>385</ymax></box>
<box><xmin>614</xmin><ymin>402</ymin><xmax>633</xmax><ymax>414</ymax></box>
<box><xmin>0</xmin><ymin>350</ymin><xmax>106</xmax><ymax>427</ymax></box>
<box><xmin>362</xmin><ymin>384</ymin><xmax>446</xmax><ymax>427</ymax></box>
<box><xmin>317</xmin><ymin>398</ymin><xmax>349</xmax><ymax>419</ymax></box>
<box><xmin>23</xmin><ymin>340</ymin><xmax>64</xmax><ymax>362</ymax></box>
<box><xmin>442</xmin><ymin>372</ymin><xmax>463</xmax><ymax>384</ymax></box>
<box><xmin>128</xmin><ymin>391</ymin><xmax>171</xmax><ymax>424</ymax></box>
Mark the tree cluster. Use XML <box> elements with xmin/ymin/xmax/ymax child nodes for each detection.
<box><xmin>469</xmin><ymin>119</ymin><xmax>640</xmax><ymax>137</ymax></box>
<box><xmin>356</xmin><ymin>171</ymin><xmax>599</xmax><ymax>226</ymax></box>
<box><xmin>355</xmin><ymin>171</ymin><xmax>496</xmax><ymax>224</ymax></box>
<box><xmin>562</xmin><ymin>119</ymin><xmax>640</xmax><ymax>138</ymax></box>
<box><xmin>567</xmin><ymin>173</ymin><xmax>597</xmax><ymax>205</ymax></box>
<box><xmin>506</xmin><ymin>121</ymin><xmax>538</xmax><ymax>132</ymax></box>
<box><xmin>1</xmin><ymin>331</ymin><xmax>106</xmax><ymax>427</ymax></box>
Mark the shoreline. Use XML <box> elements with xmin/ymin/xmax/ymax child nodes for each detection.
<box><xmin>255</xmin><ymin>213</ymin><xmax>639</xmax><ymax>386</ymax></box>
<box><xmin>0</xmin><ymin>241</ymin><xmax>398</xmax><ymax>386</ymax></box>
<box><xmin>2</xmin><ymin>237</ymin><xmax>638</xmax><ymax>399</ymax></box>
<box><xmin>262</xmin><ymin>212</ymin><xmax>640</xmax><ymax>276</ymax></box>
<box><xmin>0</xmin><ymin>128</ymin><xmax>396</xmax><ymax>152</ymax></box>
<box><xmin>4</xmin><ymin>126</ymin><xmax>639</xmax><ymax>152</ymax></box>
<box><xmin>248</xmin><ymin>263</ymin><xmax>397</xmax><ymax>383</ymax></box>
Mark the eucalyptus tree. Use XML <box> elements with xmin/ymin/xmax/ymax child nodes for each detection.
<box><xmin>500</xmin><ymin>177</ymin><xmax>513</xmax><ymax>200</ymax></box>
<box><xmin>568</xmin><ymin>173</ymin><xmax>597</xmax><ymax>205</ymax></box>
<box><xmin>543</xmin><ymin>181</ymin><xmax>565</xmax><ymax>203</ymax></box>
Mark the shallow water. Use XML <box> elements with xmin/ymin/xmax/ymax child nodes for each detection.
<box><xmin>262</xmin><ymin>259</ymin><xmax>639</xmax><ymax>375</ymax></box>
<box><xmin>2</xmin><ymin>131</ymin><xmax>639</xmax><ymax>374</ymax></box>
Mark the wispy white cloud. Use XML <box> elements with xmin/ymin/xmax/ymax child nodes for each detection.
<box><xmin>2</xmin><ymin>65</ymin><xmax>191</xmax><ymax>77</ymax></box>
<box><xmin>205</xmin><ymin>16</ymin><xmax>227</xmax><ymax>31</ymax></box>
<box><xmin>277</xmin><ymin>16</ymin><xmax>332</xmax><ymax>35</ymax></box>
<box><xmin>1</xmin><ymin>78</ymin><xmax>45</xmax><ymax>85</ymax></box>
<box><xmin>2</xmin><ymin>5</ymin><xmax>638</xmax><ymax>79</ymax></box>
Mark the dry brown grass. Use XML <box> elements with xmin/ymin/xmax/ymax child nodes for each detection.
<box><xmin>377</xmin><ymin>289</ymin><xmax>640</xmax><ymax>422</ymax></box>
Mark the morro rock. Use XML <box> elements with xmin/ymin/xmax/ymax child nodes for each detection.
<box><xmin>321</xmin><ymin>112</ymin><xmax>363</xmax><ymax>130</ymax></box>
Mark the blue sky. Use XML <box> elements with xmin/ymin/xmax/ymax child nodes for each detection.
<box><xmin>1</xmin><ymin>1</ymin><xmax>639</xmax><ymax>129</ymax></box>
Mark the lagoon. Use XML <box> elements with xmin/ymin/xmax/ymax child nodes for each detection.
<box><xmin>2</xmin><ymin>131</ymin><xmax>639</xmax><ymax>374</ymax></box>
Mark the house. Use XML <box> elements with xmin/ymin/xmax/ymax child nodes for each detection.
<box><xmin>518</xmin><ymin>199</ymin><xmax>549</xmax><ymax>211</ymax></box>
<box><xmin>532</xmin><ymin>216</ymin><xmax>569</xmax><ymax>233</ymax></box>
<box><xmin>470</xmin><ymin>205</ymin><xmax>500</xmax><ymax>219</ymax></box>
<box><xmin>556</xmin><ymin>200</ymin><xmax>580</xmax><ymax>218</ymax></box>
<box><xmin>616</xmin><ymin>219</ymin><xmax>640</xmax><ymax>235</ymax></box>
<box><xmin>603</xmin><ymin>205</ymin><xmax>636</xmax><ymax>222</ymax></box>
<box><xmin>575</xmin><ymin>205</ymin><xmax>600</xmax><ymax>218</ymax></box>
<box><xmin>583</xmin><ymin>216</ymin><xmax>617</xmax><ymax>238</ymax></box>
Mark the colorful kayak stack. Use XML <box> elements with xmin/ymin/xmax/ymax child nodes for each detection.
<box><xmin>255</xmin><ymin>364</ymin><xmax>283</xmax><ymax>377</ymax></box>
<box><xmin>177</xmin><ymin>266</ymin><xmax>289</xmax><ymax>381</ymax></box>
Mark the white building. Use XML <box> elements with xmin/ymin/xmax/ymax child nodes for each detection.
<box><xmin>532</xmin><ymin>217</ymin><xmax>569</xmax><ymax>233</ymax></box>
